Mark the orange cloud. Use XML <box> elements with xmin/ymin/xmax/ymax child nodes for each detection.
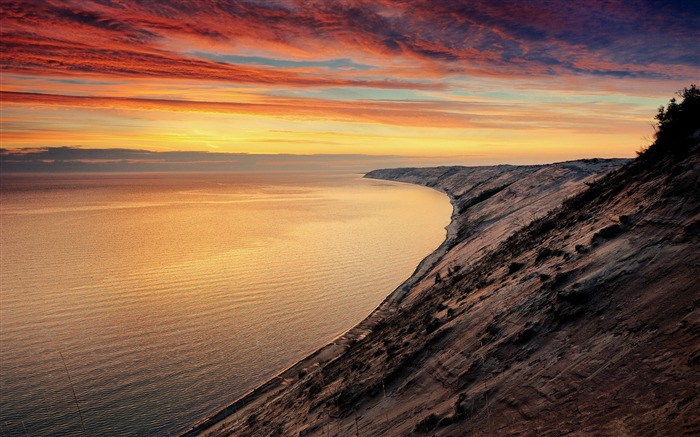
<box><xmin>1</xmin><ymin>91</ymin><xmax>477</xmax><ymax>128</ymax></box>
<box><xmin>2</xmin><ymin>0</ymin><xmax>695</xmax><ymax>161</ymax></box>
<box><xmin>2</xmin><ymin>35</ymin><xmax>442</xmax><ymax>90</ymax></box>
<box><xmin>3</xmin><ymin>0</ymin><xmax>697</xmax><ymax>85</ymax></box>
<box><xmin>2</xmin><ymin>90</ymin><xmax>650</xmax><ymax>139</ymax></box>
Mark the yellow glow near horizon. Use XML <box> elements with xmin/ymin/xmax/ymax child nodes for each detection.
<box><xmin>1</xmin><ymin>89</ymin><xmax>655</xmax><ymax>164</ymax></box>
<box><xmin>1</xmin><ymin>1</ymin><xmax>697</xmax><ymax>166</ymax></box>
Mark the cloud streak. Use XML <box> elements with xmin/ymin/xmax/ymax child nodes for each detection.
<box><xmin>2</xmin><ymin>0</ymin><xmax>697</xmax><ymax>160</ymax></box>
<box><xmin>1</xmin><ymin>90</ymin><xmax>647</xmax><ymax>133</ymax></box>
<box><xmin>3</xmin><ymin>0</ymin><xmax>698</xmax><ymax>85</ymax></box>
<box><xmin>1</xmin><ymin>35</ymin><xmax>438</xmax><ymax>90</ymax></box>
<box><xmin>1</xmin><ymin>90</ymin><xmax>477</xmax><ymax>128</ymax></box>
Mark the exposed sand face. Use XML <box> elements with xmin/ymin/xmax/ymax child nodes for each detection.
<box><xmin>189</xmin><ymin>153</ymin><xmax>700</xmax><ymax>437</ymax></box>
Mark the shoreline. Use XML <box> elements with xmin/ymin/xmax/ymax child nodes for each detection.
<box><xmin>180</xmin><ymin>176</ymin><xmax>458</xmax><ymax>436</ymax></box>
<box><xmin>180</xmin><ymin>158</ymin><xmax>691</xmax><ymax>436</ymax></box>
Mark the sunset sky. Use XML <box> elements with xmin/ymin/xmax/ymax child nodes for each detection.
<box><xmin>2</xmin><ymin>0</ymin><xmax>699</xmax><ymax>166</ymax></box>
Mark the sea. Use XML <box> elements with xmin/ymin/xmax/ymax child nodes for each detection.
<box><xmin>0</xmin><ymin>172</ymin><xmax>451</xmax><ymax>436</ymax></box>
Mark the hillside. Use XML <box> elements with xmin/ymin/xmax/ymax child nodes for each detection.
<box><xmin>190</xmin><ymin>89</ymin><xmax>700</xmax><ymax>436</ymax></box>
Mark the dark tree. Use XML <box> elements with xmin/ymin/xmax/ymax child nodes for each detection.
<box><xmin>641</xmin><ymin>84</ymin><xmax>700</xmax><ymax>158</ymax></box>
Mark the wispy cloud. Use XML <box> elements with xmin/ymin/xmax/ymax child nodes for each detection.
<box><xmin>1</xmin><ymin>90</ymin><xmax>649</xmax><ymax>133</ymax></box>
<box><xmin>3</xmin><ymin>0</ymin><xmax>697</xmax><ymax>83</ymax></box>
<box><xmin>2</xmin><ymin>0</ymin><xmax>697</xmax><ymax>159</ymax></box>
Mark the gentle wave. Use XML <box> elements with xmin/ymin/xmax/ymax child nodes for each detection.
<box><xmin>0</xmin><ymin>172</ymin><xmax>451</xmax><ymax>436</ymax></box>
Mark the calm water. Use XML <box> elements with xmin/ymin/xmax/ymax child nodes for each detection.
<box><xmin>0</xmin><ymin>172</ymin><xmax>451</xmax><ymax>436</ymax></box>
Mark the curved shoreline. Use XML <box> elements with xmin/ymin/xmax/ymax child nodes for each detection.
<box><xmin>180</xmin><ymin>177</ymin><xmax>457</xmax><ymax>436</ymax></box>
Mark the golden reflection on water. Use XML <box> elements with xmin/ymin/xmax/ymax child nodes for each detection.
<box><xmin>0</xmin><ymin>172</ymin><xmax>451</xmax><ymax>436</ymax></box>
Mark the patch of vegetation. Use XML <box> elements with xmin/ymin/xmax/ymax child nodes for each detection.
<box><xmin>306</xmin><ymin>381</ymin><xmax>322</xmax><ymax>397</ymax></box>
<box><xmin>350</xmin><ymin>360</ymin><xmax>369</xmax><ymax>372</ymax></box>
<box><xmin>553</xmin><ymin>287</ymin><xmax>594</xmax><ymax>321</ymax></box>
<box><xmin>536</xmin><ymin>247</ymin><xmax>568</xmax><ymax>262</ymax></box>
<box><xmin>459</xmin><ymin>360</ymin><xmax>482</xmax><ymax>387</ymax></box>
<box><xmin>553</xmin><ymin>271</ymin><xmax>570</xmax><ymax>284</ymax></box>
<box><xmin>544</xmin><ymin>269</ymin><xmax>576</xmax><ymax>290</ymax></box>
<box><xmin>458</xmin><ymin>183</ymin><xmax>512</xmax><ymax>213</ymax></box>
<box><xmin>383</xmin><ymin>340</ymin><xmax>399</xmax><ymax>358</ymax></box>
<box><xmin>558</xmin><ymin>287</ymin><xmax>593</xmax><ymax>306</ymax></box>
<box><xmin>511</xmin><ymin>322</ymin><xmax>539</xmax><ymax>345</ymax></box>
<box><xmin>592</xmin><ymin>223</ymin><xmax>623</xmax><ymax>243</ymax></box>
<box><xmin>426</xmin><ymin>317</ymin><xmax>442</xmax><ymax>334</ymax></box>
<box><xmin>508</xmin><ymin>261</ymin><xmax>525</xmax><ymax>274</ymax></box>
<box><xmin>639</xmin><ymin>84</ymin><xmax>700</xmax><ymax>158</ymax></box>
<box><xmin>481</xmin><ymin>320</ymin><xmax>503</xmax><ymax>344</ymax></box>
<box><xmin>575</xmin><ymin>244</ymin><xmax>588</xmax><ymax>254</ymax></box>
<box><xmin>453</xmin><ymin>393</ymin><xmax>471</xmax><ymax>419</ymax></box>
<box><xmin>536</xmin><ymin>247</ymin><xmax>554</xmax><ymax>262</ymax></box>
<box><xmin>447</xmin><ymin>264</ymin><xmax>462</xmax><ymax>276</ymax></box>
<box><xmin>688</xmin><ymin>350</ymin><xmax>700</xmax><ymax>366</ymax></box>
<box><xmin>415</xmin><ymin>413</ymin><xmax>443</xmax><ymax>432</ymax></box>
<box><xmin>452</xmin><ymin>391</ymin><xmax>490</xmax><ymax>421</ymax></box>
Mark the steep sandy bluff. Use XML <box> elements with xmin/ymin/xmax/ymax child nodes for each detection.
<box><xmin>360</xmin><ymin>151</ymin><xmax>700</xmax><ymax>436</ymax></box>
<box><xmin>197</xmin><ymin>146</ymin><xmax>699</xmax><ymax>436</ymax></box>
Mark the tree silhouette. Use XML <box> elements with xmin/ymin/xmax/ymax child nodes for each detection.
<box><xmin>641</xmin><ymin>84</ymin><xmax>700</xmax><ymax>158</ymax></box>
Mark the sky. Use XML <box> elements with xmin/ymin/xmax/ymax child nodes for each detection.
<box><xmin>2</xmin><ymin>0</ymin><xmax>699</xmax><ymax>168</ymax></box>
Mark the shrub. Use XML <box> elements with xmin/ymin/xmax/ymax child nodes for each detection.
<box><xmin>426</xmin><ymin>317</ymin><xmax>442</xmax><ymax>334</ymax></box>
<box><xmin>512</xmin><ymin>324</ymin><xmax>538</xmax><ymax>345</ymax></box>
<box><xmin>415</xmin><ymin>413</ymin><xmax>442</xmax><ymax>432</ymax></box>
<box><xmin>454</xmin><ymin>393</ymin><xmax>470</xmax><ymax>418</ymax></box>
<box><xmin>536</xmin><ymin>247</ymin><xmax>553</xmax><ymax>262</ymax></box>
<box><xmin>592</xmin><ymin>224</ymin><xmax>623</xmax><ymax>243</ymax></box>
<box><xmin>508</xmin><ymin>261</ymin><xmax>525</xmax><ymax>274</ymax></box>
<box><xmin>619</xmin><ymin>215</ymin><xmax>632</xmax><ymax>225</ymax></box>
<box><xmin>459</xmin><ymin>183</ymin><xmax>511</xmax><ymax>213</ymax></box>
<box><xmin>640</xmin><ymin>84</ymin><xmax>700</xmax><ymax>157</ymax></box>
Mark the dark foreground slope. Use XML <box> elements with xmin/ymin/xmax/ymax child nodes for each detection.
<box><xmin>186</xmin><ymin>159</ymin><xmax>626</xmax><ymax>436</ymax></box>
<box><xmin>193</xmin><ymin>95</ymin><xmax>700</xmax><ymax>436</ymax></box>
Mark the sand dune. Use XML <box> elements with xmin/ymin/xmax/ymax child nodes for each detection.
<box><xmin>185</xmin><ymin>124</ymin><xmax>700</xmax><ymax>437</ymax></box>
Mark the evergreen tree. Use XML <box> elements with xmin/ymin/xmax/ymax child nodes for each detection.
<box><xmin>642</xmin><ymin>84</ymin><xmax>700</xmax><ymax>158</ymax></box>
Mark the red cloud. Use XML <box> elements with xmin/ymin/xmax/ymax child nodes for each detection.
<box><xmin>2</xmin><ymin>0</ymin><xmax>697</xmax><ymax>87</ymax></box>
<box><xmin>1</xmin><ymin>90</ymin><xmax>646</xmax><ymax>134</ymax></box>
<box><xmin>1</xmin><ymin>35</ymin><xmax>441</xmax><ymax>90</ymax></box>
<box><xmin>1</xmin><ymin>90</ymin><xmax>477</xmax><ymax>128</ymax></box>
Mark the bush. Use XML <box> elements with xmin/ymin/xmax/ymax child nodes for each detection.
<box><xmin>592</xmin><ymin>224</ymin><xmax>623</xmax><ymax>243</ymax></box>
<box><xmin>640</xmin><ymin>84</ymin><xmax>700</xmax><ymax>157</ymax></box>
<box><xmin>536</xmin><ymin>247</ymin><xmax>553</xmax><ymax>262</ymax></box>
<box><xmin>459</xmin><ymin>183</ymin><xmax>511</xmax><ymax>213</ymax></box>
<box><xmin>508</xmin><ymin>261</ymin><xmax>525</xmax><ymax>274</ymax></box>
<box><xmin>426</xmin><ymin>317</ymin><xmax>442</xmax><ymax>334</ymax></box>
<box><xmin>415</xmin><ymin>413</ymin><xmax>442</xmax><ymax>432</ymax></box>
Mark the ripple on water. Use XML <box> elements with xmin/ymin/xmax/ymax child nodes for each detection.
<box><xmin>0</xmin><ymin>173</ymin><xmax>451</xmax><ymax>436</ymax></box>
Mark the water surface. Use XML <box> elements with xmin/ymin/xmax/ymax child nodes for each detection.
<box><xmin>0</xmin><ymin>172</ymin><xmax>451</xmax><ymax>436</ymax></box>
